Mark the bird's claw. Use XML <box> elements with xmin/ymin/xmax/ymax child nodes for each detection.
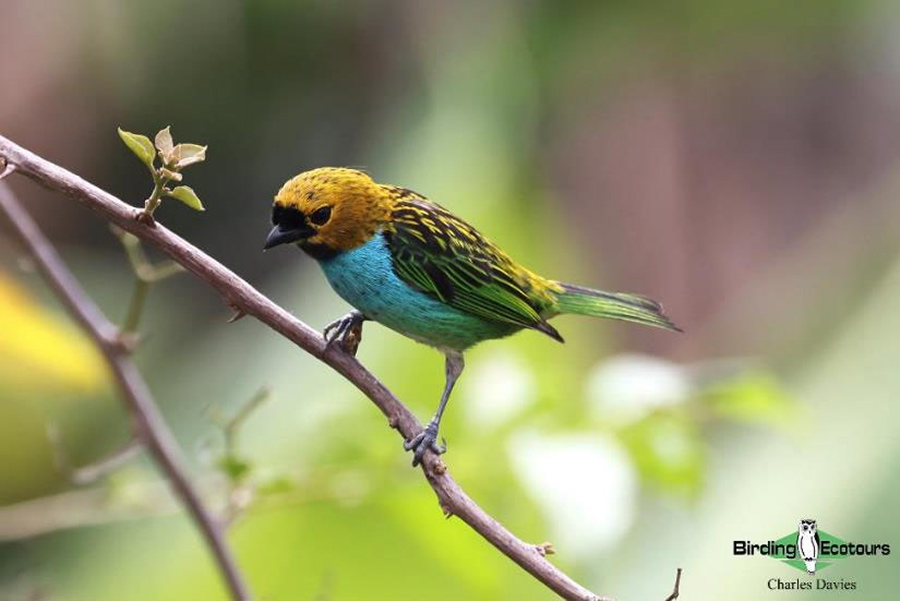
<box><xmin>403</xmin><ymin>420</ymin><xmax>446</xmax><ymax>467</ymax></box>
<box><xmin>323</xmin><ymin>311</ymin><xmax>364</xmax><ymax>355</ymax></box>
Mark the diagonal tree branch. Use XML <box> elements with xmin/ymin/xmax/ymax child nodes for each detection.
<box><xmin>0</xmin><ymin>185</ymin><xmax>251</xmax><ymax>601</ymax></box>
<box><xmin>0</xmin><ymin>135</ymin><xmax>681</xmax><ymax>601</ymax></box>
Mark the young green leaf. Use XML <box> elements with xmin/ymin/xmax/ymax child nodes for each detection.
<box><xmin>154</xmin><ymin>126</ymin><xmax>174</xmax><ymax>159</ymax></box>
<box><xmin>217</xmin><ymin>455</ymin><xmax>251</xmax><ymax>483</ymax></box>
<box><xmin>170</xmin><ymin>143</ymin><xmax>207</xmax><ymax>169</ymax></box>
<box><xmin>165</xmin><ymin>185</ymin><xmax>205</xmax><ymax>211</ymax></box>
<box><xmin>117</xmin><ymin>128</ymin><xmax>156</xmax><ymax>170</ymax></box>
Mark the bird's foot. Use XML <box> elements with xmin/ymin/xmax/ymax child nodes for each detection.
<box><xmin>403</xmin><ymin>419</ymin><xmax>446</xmax><ymax>467</ymax></box>
<box><xmin>323</xmin><ymin>310</ymin><xmax>365</xmax><ymax>355</ymax></box>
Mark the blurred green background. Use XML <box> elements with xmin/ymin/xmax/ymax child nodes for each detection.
<box><xmin>2</xmin><ymin>1</ymin><xmax>900</xmax><ymax>599</ymax></box>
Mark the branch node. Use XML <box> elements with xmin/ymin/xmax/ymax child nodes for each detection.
<box><xmin>225</xmin><ymin>300</ymin><xmax>247</xmax><ymax>323</ymax></box>
<box><xmin>432</xmin><ymin>458</ymin><xmax>447</xmax><ymax>476</ymax></box>
<box><xmin>536</xmin><ymin>542</ymin><xmax>556</xmax><ymax>557</ymax></box>
<box><xmin>136</xmin><ymin>210</ymin><xmax>156</xmax><ymax>226</ymax></box>
<box><xmin>388</xmin><ymin>415</ymin><xmax>400</xmax><ymax>429</ymax></box>
<box><xmin>115</xmin><ymin>331</ymin><xmax>142</xmax><ymax>353</ymax></box>
<box><xmin>224</xmin><ymin>484</ymin><xmax>256</xmax><ymax>526</ymax></box>
<box><xmin>0</xmin><ymin>159</ymin><xmax>16</xmax><ymax>181</ymax></box>
<box><xmin>98</xmin><ymin>325</ymin><xmax>128</xmax><ymax>350</ymax></box>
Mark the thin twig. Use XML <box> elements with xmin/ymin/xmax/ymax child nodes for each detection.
<box><xmin>0</xmin><ymin>482</ymin><xmax>181</xmax><ymax>541</ymax></box>
<box><xmin>0</xmin><ymin>183</ymin><xmax>250</xmax><ymax>601</ymax></box>
<box><xmin>122</xmin><ymin>277</ymin><xmax>151</xmax><ymax>333</ymax></box>
<box><xmin>70</xmin><ymin>440</ymin><xmax>143</xmax><ymax>485</ymax></box>
<box><xmin>0</xmin><ymin>135</ymin><xmax>682</xmax><ymax>601</ymax></box>
<box><xmin>46</xmin><ymin>424</ymin><xmax>142</xmax><ymax>486</ymax></box>
<box><xmin>223</xmin><ymin>387</ymin><xmax>270</xmax><ymax>452</ymax></box>
<box><xmin>664</xmin><ymin>568</ymin><xmax>683</xmax><ymax>601</ymax></box>
<box><xmin>111</xmin><ymin>225</ymin><xmax>184</xmax><ymax>334</ymax></box>
<box><xmin>209</xmin><ymin>387</ymin><xmax>271</xmax><ymax>525</ymax></box>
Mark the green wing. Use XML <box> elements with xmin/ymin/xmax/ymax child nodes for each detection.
<box><xmin>385</xmin><ymin>196</ymin><xmax>563</xmax><ymax>341</ymax></box>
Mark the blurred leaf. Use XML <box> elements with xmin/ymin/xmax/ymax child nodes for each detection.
<box><xmin>0</xmin><ymin>273</ymin><xmax>110</xmax><ymax>504</ymax></box>
<box><xmin>586</xmin><ymin>354</ymin><xmax>690</xmax><ymax>426</ymax></box>
<box><xmin>619</xmin><ymin>414</ymin><xmax>704</xmax><ymax>498</ymax></box>
<box><xmin>170</xmin><ymin>144</ymin><xmax>206</xmax><ymax>169</ymax></box>
<box><xmin>165</xmin><ymin>185</ymin><xmax>204</xmax><ymax>211</ymax></box>
<box><xmin>0</xmin><ymin>401</ymin><xmax>59</xmax><ymax>504</ymax></box>
<box><xmin>218</xmin><ymin>455</ymin><xmax>251</xmax><ymax>482</ymax></box>
<box><xmin>154</xmin><ymin>126</ymin><xmax>174</xmax><ymax>158</ymax></box>
<box><xmin>257</xmin><ymin>476</ymin><xmax>295</xmax><ymax>496</ymax></box>
<box><xmin>382</xmin><ymin>486</ymin><xmax>502</xmax><ymax>594</ymax></box>
<box><xmin>0</xmin><ymin>271</ymin><xmax>107</xmax><ymax>393</ymax></box>
<box><xmin>703</xmin><ymin>371</ymin><xmax>794</xmax><ymax>427</ymax></box>
<box><xmin>117</xmin><ymin>128</ymin><xmax>155</xmax><ymax>170</ymax></box>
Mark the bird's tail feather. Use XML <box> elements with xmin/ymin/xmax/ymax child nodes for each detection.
<box><xmin>554</xmin><ymin>283</ymin><xmax>681</xmax><ymax>332</ymax></box>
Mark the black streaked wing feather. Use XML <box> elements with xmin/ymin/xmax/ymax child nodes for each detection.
<box><xmin>385</xmin><ymin>198</ymin><xmax>560</xmax><ymax>339</ymax></box>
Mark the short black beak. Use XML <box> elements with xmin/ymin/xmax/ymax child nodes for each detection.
<box><xmin>263</xmin><ymin>224</ymin><xmax>314</xmax><ymax>250</ymax></box>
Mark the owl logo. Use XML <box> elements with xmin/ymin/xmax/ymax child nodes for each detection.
<box><xmin>797</xmin><ymin>519</ymin><xmax>820</xmax><ymax>574</ymax></box>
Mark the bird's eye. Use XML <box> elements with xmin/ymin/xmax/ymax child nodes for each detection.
<box><xmin>309</xmin><ymin>206</ymin><xmax>332</xmax><ymax>225</ymax></box>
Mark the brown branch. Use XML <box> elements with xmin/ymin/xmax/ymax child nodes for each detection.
<box><xmin>0</xmin><ymin>184</ymin><xmax>251</xmax><ymax>601</ymax></box>
<box><xmin>664</xmin><ymin>568</ymin><xmax>682</xmax><ymax>601</ymax></box>
<box><xmin>0</xmin><ymin>134</ymin><xmax>680</xmax><ymax>601</ymax></box>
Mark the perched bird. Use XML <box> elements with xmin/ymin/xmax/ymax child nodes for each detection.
<box><xmin>264</xmin><ymin>167</ymin><xmax>680</xmax><ymax>466</ymax></box>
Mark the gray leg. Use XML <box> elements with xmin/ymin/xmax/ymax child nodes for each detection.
<box><xmin>323</xmin><ymin>310</ymin><xmax>366</xmax><ymax>354</ymax></box>
<box><xmin>404</xmin><ymin>351</ymin><xmax>465</xmax><ymax>467</ymax></box>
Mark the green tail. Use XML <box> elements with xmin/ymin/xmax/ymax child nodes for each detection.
<box><xmin>554</xmin><ymin>283</ymin><xmax>682</xmax><ymax>332</ymax></box>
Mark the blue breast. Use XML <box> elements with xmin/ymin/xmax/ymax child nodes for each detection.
<box><xmin>317</xmin><ymin>233</ymin><xmax>518</xmax><ymax>351</ymax></box>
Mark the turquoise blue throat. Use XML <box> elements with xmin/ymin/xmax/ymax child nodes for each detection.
<box><xmin>317</xmin><ymin>232</ymin><xmax>519</xmax><ymax>351</ymax></box>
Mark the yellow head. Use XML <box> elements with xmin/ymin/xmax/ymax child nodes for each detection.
<box><xmin>264</xmin><ymin>167</ymin><xmax>392</xmax><ymax>257</ymax></box>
